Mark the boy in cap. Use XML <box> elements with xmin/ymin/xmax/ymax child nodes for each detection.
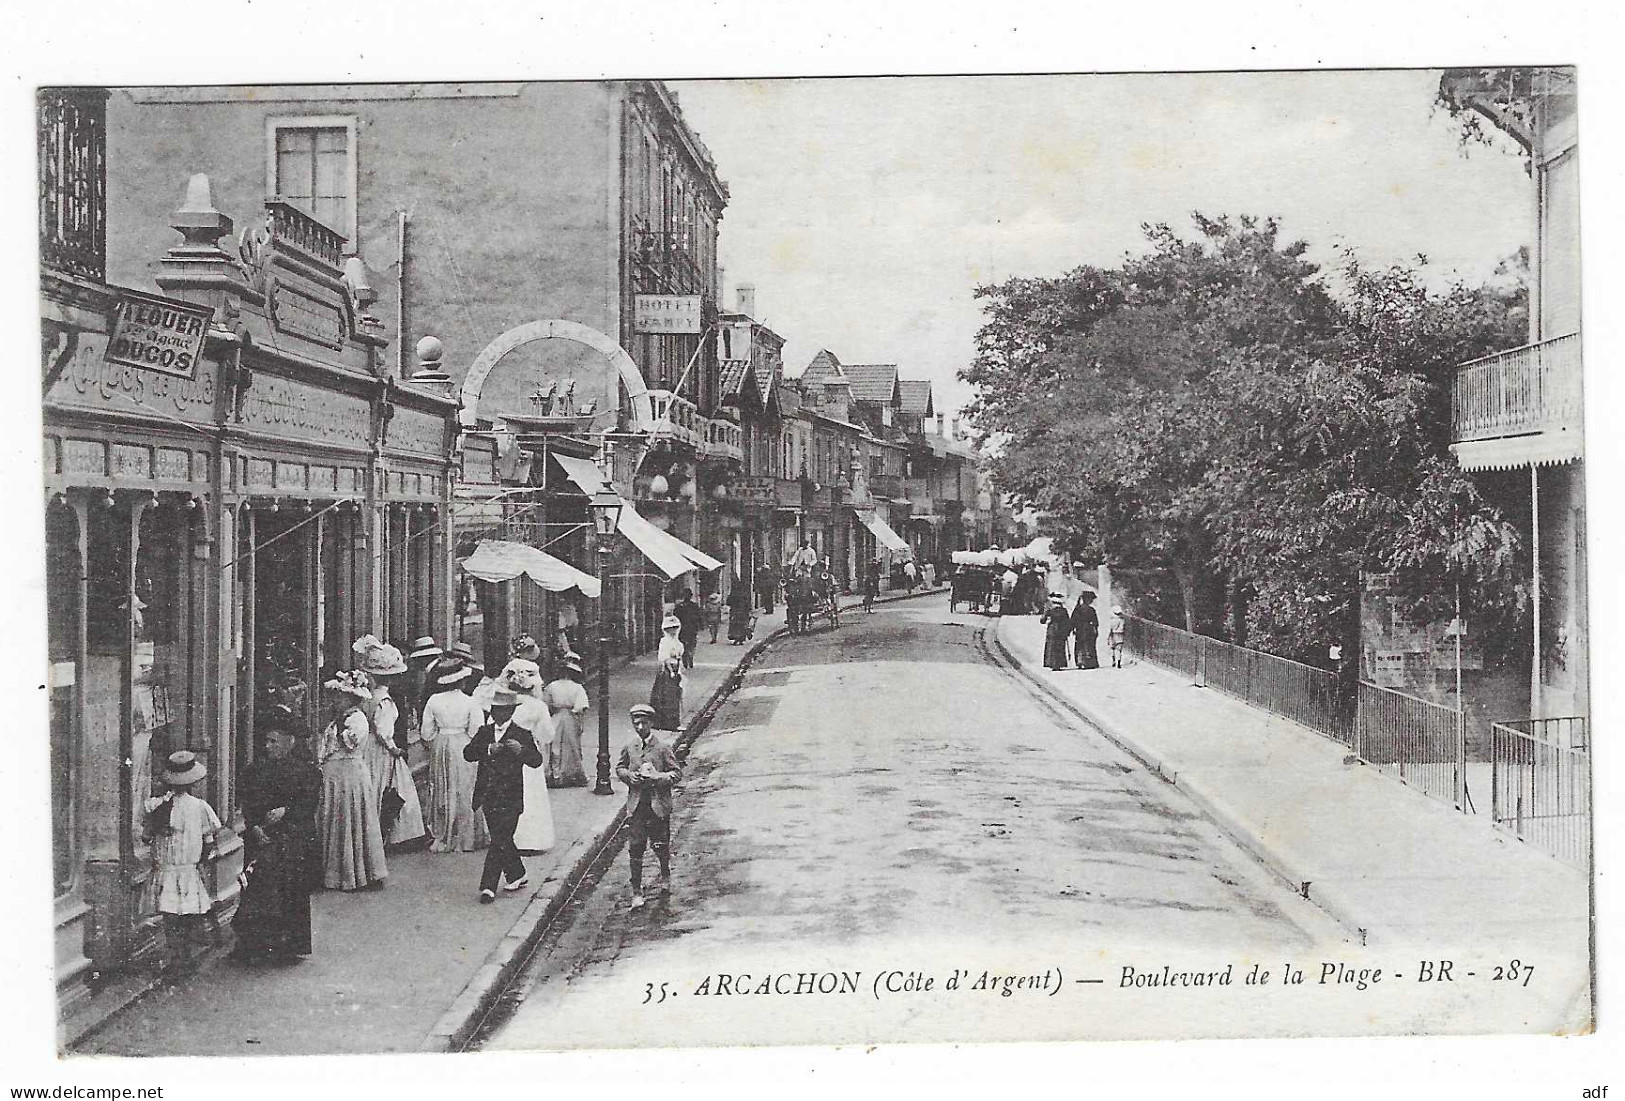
<box><xmin>617</xmin><ymin>703</ymin><xmax>683</xmax><ymax>909</ymax></box>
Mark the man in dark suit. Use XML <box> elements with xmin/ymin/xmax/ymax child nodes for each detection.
<box><xmin>616</xmin><ymin>703</ymin><xmax>683</xmax><ymax>909</ymax></box>
<box><xmin>464</xmin><ymin>686</ymin><xmax>545</xmax><ymax>903</ymax></box>
<box><xmin>673</xmin><ymin>589</ymin><xmax>702</xmax><ymax>669</ymax></box>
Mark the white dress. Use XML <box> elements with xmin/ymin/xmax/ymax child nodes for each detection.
<box><xmin>144</xmin><ymin>792</ymin><xmax>222</xmax><ymax>915</ymax></box>
<box><xmin>370</xmin><ymin>689</ymin><xmax>427</xmax><ymax>847</ymax></box>
<box><xmin>511</xmin><ymin>690</ymin><xmax>556</xmax><ymax>852</ymax></box>
<box><xmin>420</xmin><ymin>690</ymin><xmax>489</xmax><ymax>853</ymax></box>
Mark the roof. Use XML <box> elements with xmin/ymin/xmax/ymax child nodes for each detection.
<box><xmin>899</xmin><ymin>380</ymin><xmax>934</xmax><ymax>417</ymax></box>
<box><xmin>721</xmin><ymin>359</ymin><xmax>750</xmax><ymax>398</ymax></box>
<box><xmin>800</xmin><ymin>349</ymin><xmax>844</xmax><ymax>388</ymax></box>
<box><xmin>843</xmin><ymin>364</ymin><xmax>900</xmax><ymax>405</ymax></box>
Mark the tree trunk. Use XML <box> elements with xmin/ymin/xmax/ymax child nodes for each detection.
<box><xmin>1172</xmin><ymin>557</ymin><xmax>1200</xmax><ymax>634</ymax></box>
<box><xmin>1229</xmin><ymin>577</ymin><xmax>1250</xmax><ymax>647</ymax></box>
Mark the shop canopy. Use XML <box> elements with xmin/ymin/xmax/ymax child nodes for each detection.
<box><xmin>551</xmin><ymin>453</ymin><xmax>723</xmax><ymax>579</ymax></box>
<box><xmin>459</xmin><ymin>539</ymin><xmax>602</xmax><ymax>598</ymax></box>
<box><xmin>856</xmin><ymin>509</ymin><xmax>911</xmax><ymax>555</ymax></box>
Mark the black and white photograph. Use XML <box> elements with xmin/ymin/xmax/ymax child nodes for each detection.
<box><xmin>7</xmin><ymin>4</ymin><xmax>1618</xmax><ymax>1091</ymax></box>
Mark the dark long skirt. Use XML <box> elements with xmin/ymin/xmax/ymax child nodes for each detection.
<box><xmin>232</xmin><ymin>833</ymin><xmax>314</xmax><ymax>961</ymax></box>
<box><xmin>650</xmin><ymin>668</ymin><xmax>683</xmax><ymax>731</ymax></box>
<box><xmin>1043</xmin><ymin>619</ymin><xmax>1071</xmax><ymax>670</ymax></box>
<box><xmin>728</xmin><ymin>602</ymin><xmax>752</xmax><ymax>642</ymax></box>
<box><xmin>1074</xmin><ymin>630</ymin><xmax>1100</xmax><ymax>669</ymax></box>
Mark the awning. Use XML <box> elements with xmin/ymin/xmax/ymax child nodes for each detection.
<box><xmin>856</xmin><ymin>509</ymin><xmax>910</xmax><ymax>555</ymax></box>
<box><xmin>552</xmin><ymin>453</ymin><xmax>723</xmax><ymax>578</ymax></box>
<box><xmin>553</xmin><ymin>453</ymin><xmax>612</xmax><ymax>496</ymax></box>
<box><xmin>459</xmin><ymin>540</ymin><xmax>602</xmax><ymax>598</ymax></box>
<box><xmin>1450</xmin><ymin>434</ymin><xmax>1583</xmax><ymax>472</ymax></box>
<box><xmin>618</xmin><ymin>504</ymin><xmax>725</xmax><ymax>579</ymax></box>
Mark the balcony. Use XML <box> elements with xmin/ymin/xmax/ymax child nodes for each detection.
<box><xmin>1452</xmin><ymin>333</ymin><xmax>1583</xmax><ymax>468</ymax></box>
<box><xmin>632</xmin><ymin>223</ymin><xmax>708</xmax><ymax>296</ymax></box>
<box><xmin>647</xmin><ymin>389</ymin><xmax>701</xmax><ymax>449</ymax></box>
<box><xmin>701</xmin><ymin>417</ymin><xmax>744</xmax><ymax>463</ymax></box>
<box><xmin>39</xmin><ymin>89</ymin><xmax>109</xmax><ymax>283</ymax></box>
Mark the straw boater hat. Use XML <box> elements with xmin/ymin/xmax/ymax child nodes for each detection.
<box><xmin>162</xmin><ymin>749</ymin><xmax>207</xmax><ymax>786</ymax></box>
<box><xmin>435</xmin><ymin>664</ymin><xmax>472</xmax><ymax>686</ymax></box>
<box><xmin>661</xmin><ymin>614</ymin><xmax>681</xmax><ymax>631</ymax></box>
<box><xmin>448</xmin><ymin>641</ymin><xmax>476</xmax><ymax>661</ymax></box>
<box><xmin>324</xmin><ymin>669</ymin><xmax>374</xmax><ymax>700</ymax></box>
<box><xmin>408</xmin><ymin>636</ymin><xmax>443</xmax><ymax>660</ymax></box>
<box><xmin>490</xmin><ymin>686</ymin><xmax>520</xmax><ymax>708</ymax></box>
<box><xmin>1048</xmin><ymin>591</ymin><xmax>1065</xmax><ymax>602</ymax></box>
<box><xmin>628</xmin><ymin>703</ymin><xmax>655</xmax><ymax>719</ymax></box>
<box><xmin>562</xmin><ymin>653</ymin><xmax>584</xmax><ymax>674</ymax></box>
<box><xmin>352</xmin><ymin>635</ymin><xmax>407</xmax><ymax>676</ymax></box>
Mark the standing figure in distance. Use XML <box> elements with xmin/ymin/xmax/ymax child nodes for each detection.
<box><xmin>650</xmin><ymin>614</ymin><xmax>685</xmax><ymax>732</ymax></box>
<box><xmin>1040</xmin><ymin>591</ymin><xmax>1072</xmax><ymax>671</ymax></box>
<box><xmin>672</xmin><ymin>588</ymin><xmax>703</xmax><ymax>670</ymax></box>
<box><xmin>1072</xmin><ymin>590</ymin><xmax>1101</xmax><ymax>670</ymax></box>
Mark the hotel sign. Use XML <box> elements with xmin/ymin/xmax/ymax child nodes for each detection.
<box><xmin>634</xmin><ymin>294</ymin><xmax>703</xmax><ymax>334</ymax></box>
<box><xmin>105</xmin><ymin>289</ymin><xmax>212</xmax><ymax>381</ymax></box>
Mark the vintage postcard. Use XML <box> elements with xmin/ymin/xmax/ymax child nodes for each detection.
<box><xmin>33</xmin><ymin>64</ymin><xmax>1593</xmax><ymax>1064</ymax></box>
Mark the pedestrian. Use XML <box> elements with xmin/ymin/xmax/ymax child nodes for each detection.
<box><xmin>704</xmin><ymin>589</ymin><xmax>723</xmax><ymax>644</ymax></box>
<box><xmin>464</xmin><ymin>686</ymin><xmax>546</xmax><ymax>903</ymax></box>
<box><xmin>673</xmin><ymin>588</ymin><xmax>702</xmax><ymax>669</ymax></box>
<box><xmin>542</xmin><ymin>654</ymin><xmax>591</xmax><ymax>788</ymax></box>
<box><xmin>1107</xmin><ymin>604</ymin><xmax>1126</xmax><ymax>668</ymax></box>
<box><xmin>1040</xmin><ymin>592</ymin><xmax>1071</xmax><ymax>670</ymax></box>
<box><xmin>352</xmin><ymin>635</ymin><xmax>427</xmax><ymax>847</ymax></box>
<box><xmin>617</xmin><ymin>703</ymin><xmax>683</xmax><ymax>910</ymax></box>
<box><xmin>651</xmin><ymin>614</ymin><xmax>685</xmax><ymax>731</ymax></box>
<box><xmin>1072</xmin><ymin>590</ymin><xmax>1100</xmax><ymax>670</ymax></box>
<box><xmin>922</xmin><ymin>560</ymin><xmax>936</xmax><ymax>589</ymax></box>
<box><xmin>315</xmin><ymin>670</ymin><xmax>389</xmax><ymax>890</ymax></box>
<box><xmin>796</xmin><ymin>539</ymin><xmax>818</xmax><ymax>570</ymax></box>
<box><xmin>757</xmin><ymin>563</ymin><xmax>777</xmax><ymax>614</ymax></box>
<box><xmin>727</xmin><ymin>574</ymin><xmax>754</xmax><ymax>644</ymax></box>
<box><xmin>405</xmin><ymin>635</ymin><xmax>443</xmax><ymax>741</ymax></box>
<box><xmin>904</xmin><ymin>558</ymin><xmax>918</xmax><ymax>591</ymax></box>
<box><xmin>863</xmin><ymin>556</ymin><xmax>880</xmax><ymax>612</ymax></box>
<box><xmin>420</xmin><ymin>663</ymin><xmax>489</xmax><ymax>853</ymax></box>
<box><xmin>232</xmin><ymin>718</ymin><xmax>321</xmax><ymax>965</ymax></box>
<box><xmin>143</xmin><ymin>750</ymin><xmax>225</xmax><ymax>975</ymax></box>
<box><xmin>498</xmin><ymin>657</ymin><xmax>556</xmax><ymax>853</ymax></box>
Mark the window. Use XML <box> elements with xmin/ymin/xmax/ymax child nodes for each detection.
<box><xmin>267</xmin><ymin>116</ymin><xmax>358</xmax><ymax>244</ymax></box>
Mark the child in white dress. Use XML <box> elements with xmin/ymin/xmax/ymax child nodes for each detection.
<box><xmin>144</xmin><ymin>750</ymin><xmax>224</xmax><ymax>974</ymax></box>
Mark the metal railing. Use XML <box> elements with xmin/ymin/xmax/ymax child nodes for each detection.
<box><xmin>647</xmin><ymin>389</ymin><xmax>701</xmax><ymax>448</ymax></box>
<box><xmin>1452</xmin><ymin>332</ymin><xmax>1582</xmax><ymax>443</ymax></box>
<box><xmin>1355</xmin><ymin>682</ymin><xmax>1465</xmax><ymax>807</ymax></box>
<box><xmin>1204</xmin><ymin>636</ymin><xmax>1354</xmax><ymax>746</ymax></box>
<box><xmin>1491</xmin><ymin>719</ymin><xmax>1589</xmax><ymax>868</ymax></box>
<box><xmin>38</xmin><ymin>88</ymin><xmax>109</xmax><ymax>282</ymax></box>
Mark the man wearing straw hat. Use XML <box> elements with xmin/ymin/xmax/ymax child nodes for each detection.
<box><xmin>464</xmin><ymin>685</ymin><xmax>545</xmax><ymax>903</ymax></box>
<box><xmin>617</xmin><ymin>703</ymin><xmax>683</xmax><ymax>909</ymax></box>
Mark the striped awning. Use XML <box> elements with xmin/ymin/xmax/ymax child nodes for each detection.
<box><xmin>1451</xmin><ymin>433</ymin><xmax>1583</xmax><ymax>472</ymax></box>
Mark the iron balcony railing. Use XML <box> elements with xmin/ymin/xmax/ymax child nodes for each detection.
<box><xmin>647</xmin><ymin>389</ymin><xmax>701</xmax><ymax>449</ymax></box>
<box><xmin>1452</xmin><ymin>332</ymin><xmax>1582</xmax><ymax>443</ymax></box>
<box><xmin>1491</xmin><ymin>718</ymin><xmax>1589</xmax><ymax>868</ymax></box>
<box><xmin>632</xmin><ymin>225</ymin><xmax>707</xmax><ymax>296</ymax></box>
<box><xmin>701</xmin><ymin>417</ymin><xmax>743</xmax><ymax>462</ymax></box>
<box><xmin>39</xmin><ymin>88</ymin><xmax>110</xmax><ymax>282</ymax></box>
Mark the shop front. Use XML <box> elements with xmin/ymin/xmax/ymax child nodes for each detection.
<box><xmin>44</xmin><ymin>179</ymin><xmax>457</xmax><ymax>1003</ymax></box>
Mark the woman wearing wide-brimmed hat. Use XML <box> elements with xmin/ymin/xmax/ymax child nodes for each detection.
<box><xmin>352</xmin><ymin>635</ymin><xmax>427</xmax><ymax>848</ymax></box>
<box><xmin>1040</xmin><ymin>591</ymin><xmax>1072</xmax><ymax>670</ymax></box>
<box><xmin>543</xmin><ymin>652</ymin><xmax>590</xmax><ymax>788</ymax></box>
<box><xmin>315</xmin><ymin>670</ymin><xmax>388</xmax><ymax>890</ymax></box>
<box><xmin>143</xmin><ymin>750</ymin><xmax>225</xmax><ymax>973</ymax></box>
<box><xmin>650</xmin><ymin>613</ymin><xmax>685</xmax><ymax>731</ymax></box>
<box><xmin>420</xmin><ymin>663</ymin><xmax>489</xmax><ymax>853</ymax></box>
<box><xmin>496</xmin><ymin>654</ymin><xmax>556</xmax><ymax>852</ymax></box>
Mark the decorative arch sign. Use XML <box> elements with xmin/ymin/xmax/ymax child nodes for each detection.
<box><xmin>458</xmin><ymin>319</ymin><xmax>653</xmax><ymax>431</ymax></box>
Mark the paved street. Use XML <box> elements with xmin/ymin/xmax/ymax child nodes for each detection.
<box><xmin>478</xmin><ymin>595</ymin><xmax>1345</xmax><ymax>1050</ymax></box>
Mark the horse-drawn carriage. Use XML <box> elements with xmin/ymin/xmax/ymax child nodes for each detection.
<box><xmin>949</xmin><ymin>563</ymin><xmax>999</xmax><ymax>615</ymax></box>
<box><xmin>783</xmin><ymin>567</ymin><xmax>838</xmax><ymax>634</ymax></box>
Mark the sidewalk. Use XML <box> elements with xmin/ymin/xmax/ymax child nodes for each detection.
<box><xmin>72</xmin><ymin>584</ymin><xmax>941</xmax><ymax>1056</ymax></box>
<box><xmin>995</xmin><ymin>615</ymin><xmax>1590</xmax><ymax>956</ymax></box>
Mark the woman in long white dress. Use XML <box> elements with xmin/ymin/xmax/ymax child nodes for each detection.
<box><xmin>498</xmin><ymin>655</ymin><xmax>556</xmax><ymax>853</ymax></box>
<box><xmin>351</xmin><ymin>635</ymin><xmax>426</xmax><ymax>847</ymax></box>
<box><xmin>420</xmin><ymin>664</ymin><xmax>488</xmax><ymax>852</ymax></box>
<box><xmin>543</xmin><ymin>655</ymin><xmax>591</xmax><ymax>788</ymax></box>
<box><xmin>315</xmin><ymin>673</ymin><xmax>388</xmax><ymax>890</ymax></box>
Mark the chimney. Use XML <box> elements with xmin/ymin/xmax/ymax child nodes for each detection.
<box><xmin>951</xmin><ymin>416</ymin><xmax>960</xmax><ymax>439</ymax></box>
<box><xmin>736</xmin><ymin>283</ymin><xmax>756</xmax><ymax>319</ymax></box>
<box><xmin>936</xmin><ymin>413</ymin><xmax>945</xmax><ymax>436</ymax></box>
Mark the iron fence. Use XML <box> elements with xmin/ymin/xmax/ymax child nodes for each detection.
<box><xmin>1491</xmin><ymin>719</ymin><xmax>1590</xmax><ymax>868</ymax></box>
<box><xmin>1355</xmin><ymin>682</ymin><xmax>1465</xmax><ymax>807</ymax></box>
<box><xmin>1203</xmin><ymin>636</ymin><xmax>1354</xmax><ymax>747</ymax></box>
<box><xmin>1122</xmin><ymin>615</ymin><xmax>1202</xmax><ymax>682</ymax></box>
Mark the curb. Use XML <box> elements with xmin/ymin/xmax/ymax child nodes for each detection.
<box><xmin>421</xmin><ymin>583</ymin><xmax>947</xmax><ymax>1051</ymax></box>
<box><xmin>988</xmin><ymin>620</ymin><xmax>1370</xmax><ymax>947</ymax></box>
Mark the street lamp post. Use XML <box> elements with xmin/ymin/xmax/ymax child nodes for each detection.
<box><xmin>589</xmin><ymin>488</ymin><xmax>623</xmax><ymax>796</ymax></box>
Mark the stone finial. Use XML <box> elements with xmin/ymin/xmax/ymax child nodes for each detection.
<box><xmin>411</xmin><ymin>334</ymin><xmax>452</xmax><ymax>385</ymax></box>
<box><xmin>169</xmin><ymin>173</ymin><xmax>234</xmax><ymax>253</ymax></box>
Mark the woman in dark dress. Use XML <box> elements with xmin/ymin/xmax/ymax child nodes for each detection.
<box><xmin>1071</xmin><ymin>591</ymin><xmax>1101</xmax><ymax>670</ymax></box>
<box><xmin>1039</xmin><ymin>592</ymin><xmax>1072</xmax><ymax>670</ymax></box>
<box><xmin>232</xmin><ymin>719</ymin><xmax>322</xmax><ymax>964</ymax></box>
<box><xmin>727</xmin><ymin>576</ymin><xmax>754</xmax><ymax>644</ymax></box>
